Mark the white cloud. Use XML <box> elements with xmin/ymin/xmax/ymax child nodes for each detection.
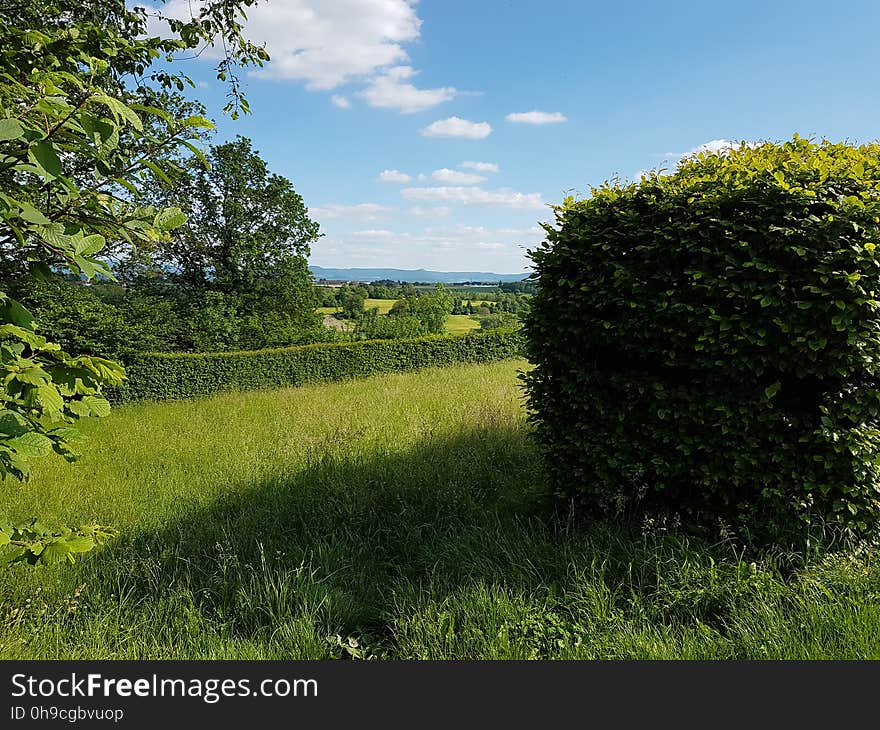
<box><xmin>313</xmin><ymin>224</ymin><xmax>539</xmax><ymax>271</ymax></box>
<box><xmin>401</xmin><ymin>186</ymin><xmax>546</xmax><ymax>209</ymax></box>
<box><xmin>420</xmin><ymin>117</ymin><xmax>492</xmax><ymax>139</ymax></box>
<box><xmin>331</xmin><ymin>94</ymin><xmax>352</xmax><ymax>109</ymax></box>
<box><xmin>667</xmin><ymin>139</ymin><xmax>736</xmax><ymax>158</ymax></box>
<box><xmin>505</xmin><ymin>110</ymin><xmax>567</xmax><ymax>125</ymax></box>
<box><xmin>461</xmin><ymin>161</ymin><xmax>499</xmax><ymax>173</ymax></box>
<box><xmin>378</xmin><ymin>169</ymin><xmax>412</xmax><ymax>183</ymax></box>
<box><xmin>430</xmin><ymin>168</ymin><xmax>486</xmax><ymax>185</ymax></box>
<box><xmin>352</xmin><ymin>229</ymin><xmax>395</xmax><ymax>238</ymax></box>
<box><xmin>358</xmin><ymin>65</ymin><xmax>456</xmax><ymax>113</ymax></box>
<box><xmin>146</xmin><ymin>0</ymin><xmax>423</xmax><ymax>91</ymax></box>
<box><xmin>660</xmin><ymin>139</ymin><xmax>759</xmax><ymax>165</ymax></box>
<box><xmin>635</xmin><ymin>139</ymin><xmax>760</xmax><ymax>180</ymax></box>
<box><xmin>310</xmin><ymin>203</ymin><xmax>392</xmax><ymax>221</ymax></box>
<box><xmin>408</xmin><ymin>205</ymin><xmax>453</xmax><ymax>217</ymax></box>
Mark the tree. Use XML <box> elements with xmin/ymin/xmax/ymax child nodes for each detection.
<box><xmin>0</xmin><ymin>0</ymin><xmax>267</xmax><ymax>564</ymax></box>
<box><xmin>339</xmin><ymin>286</ymin><xmax>367</xmax><ymax>320</ymax></box>
<box><xmin>148</xmin><ymin>136</ymin><xmax>319</xmax><ymax>292</ymax></box>
<box><xmin>393</xmin><ymin>284</ymin><xmax>452</xmax><ymax>334</ymax></box>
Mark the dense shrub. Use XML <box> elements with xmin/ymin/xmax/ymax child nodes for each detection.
<box><xmin>113</xmin><ymin>330</ymin><xmax>524</xmax><ymax>402</ymax></box>
<box><xmin>357</xmin><ymin>311</ymin><xmax>430</xmax><ymax>340</ymax></box>
<box><xmin>480</xmin><ymin>312</ymin><xmax>521</xmax><ymax>331</ymax></box>
<box><xmin>525</xmin><ymin>136</ymin><xmax>880</xmax><ymax>541</ymax></box>
<box><xmin>11</xmin><ymin>278</ymin><xmax>181</xmax><ymax>358</ymax></box>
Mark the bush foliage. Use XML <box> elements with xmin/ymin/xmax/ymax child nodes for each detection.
<box><xmin>525</xmin><ymin>136</ymin><xmax>880</xmax><ymax>541</ymax></box>
<box><xmin>114</xmin><ymin>330</ymin><xmax>524</xmax><ymax>402</ymax></box>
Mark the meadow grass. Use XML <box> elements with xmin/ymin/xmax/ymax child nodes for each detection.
<box><xmin>315</xmin><ymin>298</ymin><xmax>397</xmax><ymax>316</ymax></box>
<box><xmin>364</xmin><ymin>298</ymin><xmax>397</xmax><ymax>314</ymax></box>
<box><xmin>443</xmin><ymin>314</ymin><xmax>481</xmax><ymax>335</ymax></box>
<box><xmin>2</xmin><ymin>360</ymin><xmax>880</xmax><ymax>659</ymax></box>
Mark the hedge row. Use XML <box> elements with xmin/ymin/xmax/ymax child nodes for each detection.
<box><xmin>111</xmin><ymin>330</ymin><xmax>524</xmax><ymax>403</ymax></box>
<box><xmin>525</xmin><ymin>136</ymin><xmax>880</xmax><ymax>542</ymax></box>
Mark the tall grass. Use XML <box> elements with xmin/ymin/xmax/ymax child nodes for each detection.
<box><xmin>2</xmin><ymin>360</ymin><xmax>880</xmax><ymax>659</ymax></box>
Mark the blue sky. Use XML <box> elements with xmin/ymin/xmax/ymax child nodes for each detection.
<box><xmin>147</xmin><ymin>0</ymin><xmax>880</xmax><ymax>273</ymax></box>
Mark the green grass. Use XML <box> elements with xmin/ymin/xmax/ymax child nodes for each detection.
<box><xmin>3</xmin><ymin>360</ymin><xmax>880</xmax><ymax>659</ymax></box>
<box><xmin>316</xmin><ymin>299</ymin><xmax>398</xmax><ymax>317</ymax></box>
<box><xmin>364</xmin><ymin>298</ymin><xmax>397</xmax><ymax>314</ymax></box>
<box><xmin>444</xmin><ymin>314</ymin><xmax>481</xmax><ymax>335</ymax></box>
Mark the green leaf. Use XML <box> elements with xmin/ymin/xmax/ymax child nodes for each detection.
<box><xmin>6</xmin><ymin>432</ymin><xmax>53</xmax><ymax>458</ymax></box>
<box><xmin>143</xmin><ymin>160</ymin><xmax>172</xmax><ymax>185</ymax></box>
<box><xmin>75</xmin><ymin>234</ymin><xmax>106</xmax><ymax>257</ymax></box>
<box><xmin>0</xmin><ymin>296</ymin><xmax>35</xmax><ymax>328</ymax></box>
<box><xmin>29</xmin><ymin>140</ymin><xmax>62</xmax><ymax>177</ymax></box>
<box><xmin>35</xmin><ymin>385</ymin><xmax>65</xmax><ymax>415</ymax></box>
<box><xmin>38</xmin><ymin>540</ymin><xmax>72</xmax><ymax>564</ymax></box>
<box><xmin>80</xmin><ymin>395</ymin><xmax>111</xmax><ymax>417</ymax></box>
<box><xmin>17</xmin><ymin>201</ymin><xmax>51</xmax><ymax>225</ymax></box>
<box><xmin>0</xmin><ymin>118</ymin><xmax>24</xmax><ymax>141</ymax></box>
<box><xmin>154</xmin><ymin>207</ymin><xmax>187</xmax><ymax>231</ymax></box>
<box><xmin>182</xmin><ymin>115</ymin><xmax>215</xmax><ymax>129</ymax></box>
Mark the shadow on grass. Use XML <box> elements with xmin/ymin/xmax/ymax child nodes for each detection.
<box><xmin>38</xmin><ymin>422</ymin><xmax>880</xmax><ymax>659</ymax></box>
<box><xmin>78</xmin><ymin>423</ymin><xmax>564</xmax><ymax>649</ymax></box>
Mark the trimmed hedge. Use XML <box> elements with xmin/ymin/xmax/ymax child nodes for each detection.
<box><xmin>112</xmin><ymin>330</ymin><xmax>524</xmax><ymax>403</ymax></box>
<box><xmin>525</xmin><ymin>136</ymin><xmax>880</xmax><ymax>541</ymax></box>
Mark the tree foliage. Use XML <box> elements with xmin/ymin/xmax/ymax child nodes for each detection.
<box><xmin>145</xmin><ymin>136</ymin><xmax>320</xmax><ymax>294</ymax></box>
<box><xmin>0</xmin><ymin>0</ymin><xmax>266</xmax><ymax>564</ymax></box>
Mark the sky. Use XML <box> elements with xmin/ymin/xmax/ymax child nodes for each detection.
<box><xmin>143</xmin><ymin>0</ymin><xmax>880</xmax><ymax>274</ymax></box>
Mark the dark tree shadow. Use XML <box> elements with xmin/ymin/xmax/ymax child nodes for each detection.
<box><xmin>67</xmin><ymin>422</ymin><xmax>782</xmax><ymax>658</ymax></box>
<box><xmin>77</xmin><ymin>424</ymin><xmax>571</xmax><ymax>643</ymax></box>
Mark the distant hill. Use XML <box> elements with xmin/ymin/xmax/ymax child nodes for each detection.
<box><xmin>310</xmin><ymin>266</ymin><xmax>529</xmax><ymax>283</ymax></box>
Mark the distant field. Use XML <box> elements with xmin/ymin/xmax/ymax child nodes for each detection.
<box><xmin>3</xmin><ymin>360</ymin><xmax>880</xmax><ymax>659</ymax></box>
<box><xmin>317</xmin><ymin>300</ymin><xmax>479</xmax><ymax>335</ymax></box>
<box><xmin>444</xmin><ymin>314</ymin><xmax>481</xmax><ymax>334</ymax></box>
<box><xmin>364</xmin><ymin>298</ymin><xmax>397</xmax><ymax>314</ymax></box>
<box><xmin>316</xmin><ymin>298</ymin><xmax>397</xmax><ymax>316</ymax></box>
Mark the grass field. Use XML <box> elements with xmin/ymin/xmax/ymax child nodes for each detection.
<box><xmin>364</xmin><ymin>298</ymin><xmax>397</xmax><ymax>314</ymax></box>
<box><xmin>3</xmin><ymin>360</ymin><xmax>880</xmax><ymax>659</ymax></box>
<box><xmin>317</xmin><ymin>299</ymin><xmax>398</xmax><ymax>316</ymax></box>
<box><xmin>316</xmin><ymin>301</ymin><xmax>480</xmax><ymax>335</ymax></box>
<box><xmin>444</xmin><ymin>314</ymin><xmax>481</xmax><ymax>334</ymax></box>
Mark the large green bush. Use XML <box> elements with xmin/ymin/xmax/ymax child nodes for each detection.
<box><xmin>114</xmin><ymin>330</ymin><xmax>524</xmax><ymax>402</ymax></box>
<box><xmin>525</xmin><ymin>136</ymin><xmax>880</xmax><ymax>540</ymax></box>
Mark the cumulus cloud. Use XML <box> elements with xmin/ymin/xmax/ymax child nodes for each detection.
<box><xmin>310</xmin><ymin>203</ymin><xmax>392</xmax><ymax>221</ymax></box>
<box><xmin>661</xmin><ymin>139</ymin><xmax>759</xmax><ymax>165</ymax></box>
<box><xmin>420</xmin><ymin>117</ymin><xmax>492</xmax><ymax>139</ymax></box>
<box><xmin>331</xmin><ymin>94</ymin><xmax>352</xmax><ymax>109</ymax></box>
<box><xmin>401</xmin><ymin>186</ymin><xmax>545</xmax><ymax>209</ymax></box>
<box><xmin>668</xmin><ymin>139</ymin><xmax>737</xmax><ymax>158</ymax></box>
<box><xmin>461</xmin><ymin>161</ymin><xmax>499</xmax><ymax>173</ymax></box>
<box><xmin>430</xmin><ymin>168</ymin><xmax>486</xmax><ymax>185</ymax></box>
<box><xmin>505</xmin><ymin>110</ymin><xmax>567</xmax><ymax>125</ymax></box>
<box><xmin>408</xmin><ymin>205</ymin><xmax>453</xmax><ymax>217</ymax></box>
<box><xmin>352</xmin><ymin>229</ymin><xmax>395</xmax><ymax>238</ymax></box>
<box><xmin>358</xmin><ymin>66</ymin><xmax>457</xmax><ymax>113</ymax></box>
<box><xmin>145</xmin><ymin>0</ymin><xmax>423</xmax><ymax>91</ymax></box>
<box><xmin>378</xmin><ymin>169</ymin><xmax>412</xmax><ymax>183</ymax></box>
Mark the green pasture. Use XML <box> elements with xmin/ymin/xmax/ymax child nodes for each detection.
<box><xmin>3</xmin><ymin>361</ymin><xmax>879</xmax><ymax>659</ymax></box>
